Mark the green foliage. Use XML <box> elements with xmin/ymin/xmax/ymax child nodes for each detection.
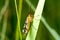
<box><xmin>0</xmin><ymin>0</ymin><xmax>60</xmax><ymax>40</ymax></box>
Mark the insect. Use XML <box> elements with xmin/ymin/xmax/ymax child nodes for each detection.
<box><xmin>22</xmin><ymin>14</ymin><xmax>33</xmax><ymax>35</ymax></box>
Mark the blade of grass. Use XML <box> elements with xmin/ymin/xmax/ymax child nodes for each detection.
<box><xmin>0</xmin><ymin>11</ymin><xmax>8</xmax><ymax>40</ymax></box>
<box><xmin>14</xmin><ymin>0</ymin><xmax>22</xmax><ymax>40</ymax></box>
<box><xmin>14</xmin><ymin>0</ymin><xmax>19</xmax><ymax>40</ymax></box>
<box><xmin>26</xmin><ymin>0</ymin><xmax>35</xmax><ymax>12</ymax></box>
<box><xmin>14</xmin><ymin>0</ymin><xmax>19</xmax><ymax>18</ymax></box>
<box><xmin>41</xmin><ymin>16</ymin><xmax>60</xmax><ymax>40</ymax></box>
<box><xmin>26</xmin><ymin>0</ymin><xmax>45</xmax><ymax>40</ymax></box>
<box><xmin>0</xmin><ymin>0</ymin><xmax>9</xmax><ymax>40</ymax></box>
<box><xmin>19</xmin><ymin>0</ymin><xmax>23</xmax><ymax>39</ymax></box>
<box><xmin>25</xmin><ymin>0</ymin><xmax>60</xmax><ymax>40</ymax></box>
<box><xmin>0</xmin><ymin>0</ymin><xmax>9</xmax><ymax>22</ymax></box>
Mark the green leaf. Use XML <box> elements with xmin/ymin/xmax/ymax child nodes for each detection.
<box><xmin>26</xmin><ymin>0</ymin><xmax>45</xmax><ymax>40</ymax></box>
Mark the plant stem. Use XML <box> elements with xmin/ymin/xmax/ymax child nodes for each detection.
<box><xmin>1</xmin><ymin>10</ymin><xmax>8</xmax><ymax>40</ymax></box>
<box><xmin>0</xmin><ymin>0</ymin><xmax>9</xmax><ymax>22</ymax></box>
<box><xmin>14</xmin><ymin>0</ymin><xmax>22</xmax><ymax>40</ymax></box>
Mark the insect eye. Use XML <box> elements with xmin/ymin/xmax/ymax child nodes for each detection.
<box><xmin>22</xmin><ymin>29</ymin><xmax>28</xmax><ymax>35</ymax></box>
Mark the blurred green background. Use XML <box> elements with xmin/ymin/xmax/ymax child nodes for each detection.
<box><xmin>0</xmin><ymin>0</ymin><xmax>60</xmax><ymax>40</ymax></box>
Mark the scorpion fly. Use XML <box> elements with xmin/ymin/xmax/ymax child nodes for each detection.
<box><xmin>22</xmin><ymin>14</ymin><xmax>33</xmax><ymax>35</ymax></box>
